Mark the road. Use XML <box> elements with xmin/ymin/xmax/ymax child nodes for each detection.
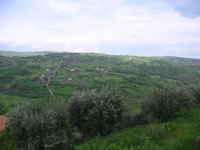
<box><xmin>46</xmin><ymin>59</ymin><xmax>63</xmax><ymax>99</ymax></box>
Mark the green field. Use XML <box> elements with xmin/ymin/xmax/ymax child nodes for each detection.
<box><xmin>0</xmin><ymin>50</ymin><xmax>50</xmax><ymax>57</ymax></box>
<box><xmin>1</xmin><ymin>52</ymin><xmax>200</xmax><ymax>113</ymax></box>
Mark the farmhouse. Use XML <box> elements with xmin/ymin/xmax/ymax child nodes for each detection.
<box><xmin>0</xmin><ymin>116</ymin><xmax>8</xmax><ymax>132</ymax></box>
<box><xmin>70</xmin><ymin>69</ymin><xmax>75</xmax><ymax>72</ymax></box>
<box><xmin>68</xmin><ymin>78</ymin><xmax>72</xmax><ymax>81</ymax></box>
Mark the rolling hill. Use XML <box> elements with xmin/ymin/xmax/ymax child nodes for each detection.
<box><xmin>1</xmin><ymin>51</ymin><xmax>200</xmax><ymax>113</ymax></box>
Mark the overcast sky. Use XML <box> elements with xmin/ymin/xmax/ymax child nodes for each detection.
<box><xmin>0</xmin><ymin>0</ymin><xmax>200</xmax><ymax>58</ymax></box>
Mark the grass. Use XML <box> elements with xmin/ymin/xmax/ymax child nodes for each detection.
<box><xmin>0</xmin><ymin>50</ymin><xmax>50</xmax><ymax>57</ymax></box>
<box><xmin>0</xmin><ymin>93</ymin><xmax>43</xmax><ymax>106</ymax></box>
<box><xmin>51</xmin><ymin>107</ymin><xmax>200</xmax><ymax>150</ymax></box>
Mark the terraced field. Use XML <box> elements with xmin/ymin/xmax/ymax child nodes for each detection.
<box><xmin>1</xmin><ymin>52</ymin><xmax>200</xmax><ymax>113</ymax></box>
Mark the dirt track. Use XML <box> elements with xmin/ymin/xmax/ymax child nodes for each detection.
<box><xmin>46</xmin><ymin>59</ymin><xmax>63</xmax><ymax>99</ymax></box>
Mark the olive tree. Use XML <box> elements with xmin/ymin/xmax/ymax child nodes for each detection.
<box><xmin>141</xmin><ymin>86</ymin><xmax>195</xmax><ymax>122</ymax></box>
<box><xmin>0</xmin><ymin>103</ymin><xmax>8</xmax><ymax>115</ymax></box>
<box><xmin>191</xmin><ymin>85</ymin><xmax>200</xmax><ymax>105</ymax></box>
<box><xmin>68</xmin><ymin>86</ymin><xmax>124</xmax><ymax>137</ymax></box>
<box><xmin>7</xmin><ymin>100</ymin><xmax>69</xmax><ymax>150</ymax></box>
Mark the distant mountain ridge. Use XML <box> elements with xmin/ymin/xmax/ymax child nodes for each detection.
<box><xmin>0</xmin><ymin>50</ymin><xmax>51</xmax><ymax>57</ymax></box>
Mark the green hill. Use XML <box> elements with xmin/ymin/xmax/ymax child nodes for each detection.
<box><xmin>0</xmin><ymin>50</ymin><xmax>50</xmax><ymax>57</ymax></box>
<box><xmin>1</xmin><ymin>51</ymin><xmax>200</xmax><ymax>113</ymax></box>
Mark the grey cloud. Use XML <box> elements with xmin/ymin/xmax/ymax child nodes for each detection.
<box><xmin>127</xmin><ymin>0</ymin><xmax>200</xmax><ymax>18</ymax></box>
<box><xmin>163</xmin><ymin>0</ymin><xmax>200</xmax><ymax>18</ymax></box>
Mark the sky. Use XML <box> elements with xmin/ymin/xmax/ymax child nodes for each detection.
<box><xmin>0</xmin><ymin>0</ymin><xmax>200</xmax><ymax>58</ymax></box>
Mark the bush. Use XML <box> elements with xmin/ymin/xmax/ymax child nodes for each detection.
<box><xmin>131</xmin><ymin>112</ymin><xmax>147</xmax><ymax>126</ymax></box>
<box><xmin>7</xmin><ymin>100</ymin><xmax>69</xmax><ymax>150</ymax></box>
<box><xmin>0</xmin><ymin>128</ymin><xmax>16</xmax><ymax>150</ymax></box>
<box><xmin>194</xmin><ymin>136</ymin><xmax>200</xmax><ymax>150</ymax></box>
<box><xmin>48</xmin><ymin>142</ymin><xmax>75</xmax><ymax>150</ymax></box>
<box><xmin>141</xmin><ymin>86</ymin><xmax>195</xmax><ymax>122</ymax></box>
<box><xmin>0</xmin><ymin>103</ymin><xmax>8</xmax><ymax>115</ymax></box>
<box><xmin>68</xmin><ymin>86</ymin><xmax>124</xmax><ymax>137</ymax></box>
<box><xmin>191</xmin><ymin>86</ymin><xmax>200</xmax><ymax>105</ymax></box>
<box><xmin>132</xmin><ymin>134</ymin><xmax>147</xmax><ymax>148</ymax></box>
<box><xmin>106</xmin><ymin>143</ymin><xmax>121</xmax><ymax>150</ymax></box>
<box><xmin>120</xmin><ymin>112</ymin><xmax>147</xmax><ymax>128</ymax></box>
<box><xmin>148</xmin><ymin>124</ymin><xmax>166</xmax><ymax>142</ymax></box>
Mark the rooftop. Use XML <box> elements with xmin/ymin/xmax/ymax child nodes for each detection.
<box><xmin>0</xmin><ymin>116</ymin><xmax>8</xmax><ymax>132</ymax></box>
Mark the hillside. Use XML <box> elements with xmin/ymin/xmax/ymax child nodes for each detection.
<box><xmin>52</xmin><ymin>107</ymin><xmax>200</xmax><ymax>150</ymax></box>
<box><xmin>0</xmin><ymin>50</ymin><xmax>50</xmax><ymax>57</ymax></box>
<box><xmin>1</xmin><ymin>52</ymin><xmax>200</xmax><ymax>113</ymax></box>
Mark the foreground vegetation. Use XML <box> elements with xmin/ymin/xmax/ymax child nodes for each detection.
<box><xmin>69</xmin><ymin>107</ymin><xmax>200</xmax><ymax>150</ymax></box>
<box><xmin>1</xmin><ymin>85</ymin><xmax>200</xmax><ymax>150</ymax></box>
<box><xmin>49</xmin><ymin>86</ymin><xmax>200</xmax><ymax>150</ymax></box>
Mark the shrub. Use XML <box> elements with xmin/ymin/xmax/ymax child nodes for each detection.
<box><xmin>194</xmin><ymin>136</ymin><xmax>200</xmax><ymax>150</ymax></box>
<box><xmin>7</xmin><ymin>100</ymin><xmax>69</xmax><ymax>150</ymax></box>
<box><xmin>0</xmin><ymin>128</ymin><xmax>16</xmax><ymax>150</ymax></box>
<box><xmin>148</xmin><ymin>124</ymin><xmax>166</xmax><ymax>142</ymax></box>
<box><xmin>163</xmin><ymin>135</ymin><xmax>197</xmax><ymax>150</ymax></box>
<box><xmin>48</xmin><ymin>142</ymin><xmax>75</xmax><ymax>150</ymax></box>
<box><xmin>131</xmin><ymin>112</ymin><xmax>147</xmax><ymax>126</ymax></box>
<box><xmin>120</xmin><ymin>112</ymin><xmax>147</xmax><ymax>128</ymax></box>
<box><xmin>191</xmin><ymin>86</ymin><xmax>200</xmax><ymax>105</ymax></box>
<box><xmin>141</xmin><ymin>86</ymin><xmax>195</xmax><ymax>122</ymax></box>
<box><xmin>68</xmin><ymin>86</ymin><xmax>124</xmax><ymax>137</ymax></box>
<box><xmin>106</xmin><ymin>143</ymin><xmax>121</xmax><ymax>150</ymax></box>
<box><xmin>132</xmin><ymin>134</ymin><xmax>147</xmax><ymax>148</ymax></box>
<box><xmin>0</xmin><ymin>103</ymin><xmax>8</xmax><ymax>115</ymax></box>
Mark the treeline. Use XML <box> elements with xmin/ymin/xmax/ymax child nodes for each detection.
<box><xmin>125</xmin><ymin>86</ymin><xmax>199</xmax><ymax>127</ymax></box>
<box><xmin>1</xmin><ymin>85</ymin><xmax>200</xmax><ymax>150</ymax></box>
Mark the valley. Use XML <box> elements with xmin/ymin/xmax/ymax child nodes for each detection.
<box><xmin>1</xmin><ymin>52</ymin><xmax>200</xmax><ymax>113</ymax></box>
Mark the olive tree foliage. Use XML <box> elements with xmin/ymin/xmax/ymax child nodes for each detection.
<box><xmin>141</xmin><ymin>86</ymin><xmax>195</xmax><ymax>122</ymax></box>
<box><xmin>68</xmin><ymin>86</ymin><xmax>124</xmax><ymax>137</ymax></box>
<box><xmin>0</xmin><ymin>103</ymin><xmax>8</xmax><ymax>115</ymax></box>
<box><xmin>7</xmin><ymin>100</ymin><xmax>69</xmax><ymax>150</ymax></box>
<box><xmin>191</xmin><ymin>85</ymin><xmax>200</xmax><ymax>105</ymax></box>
